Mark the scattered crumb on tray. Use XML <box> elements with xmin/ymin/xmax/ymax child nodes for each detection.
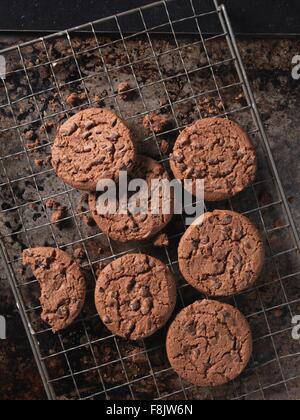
<box><xmin>143</xmin><ymin>113</ymin><xmax>171</xmax><ymax>134</ymax></box>
<box><xmin>153</xmin><ymin>233</ymin><xmax>169</xmax><ymax>247</ymax></box>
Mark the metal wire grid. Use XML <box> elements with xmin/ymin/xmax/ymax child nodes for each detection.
<box><xmin>0</xmin><ymin>0</ymin><xmax>300</xmax><ymax>400</ymax></box>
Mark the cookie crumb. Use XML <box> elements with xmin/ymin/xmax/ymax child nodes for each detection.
<box><xmin>159</xmin><ymin>139</ymin><xmax>170</xmax><ymax>155</ymax></box>
<box><xmin>198</xmin><ymin>96</ymin><xmax>223</xmax><ymax>118</ymax></box>
<box><xmin>82</xmin><ymin>214</ymin><xmax>96</xmax><ymax>227</ymax></box>
<box><xmin>153</xmin><ymin>233</ymin><xmax>169</xmax><ymax>247</ymax></box>
<box><xmin>45</xmin><ymin>121</ymin><xmax>54</xmax><ymax>132</ymax></box>
<box><xmin>27</xmin><ymin>139</ymin><xmax>41</xmax><ymax>150</ymax></box>
<box><xmin>46</xmin><ymin>199</ymin><xmax>59</xmax><ymax>209</ymax></box>
<box><xmin>46</xmin><ymin>200</ymin><xmax>68</xmax><ymax>226</ymax></box>
<box><xmin>118</xmin><ymin>81</ymin><xmax>134</xmax><ymax>101</ymax></box>
<box><xmin>132</xmin><ymin>349</ymin><xmax>148</xmax><ymax>365</ymax></box>
<box><xmin>51</xmin><ymin>206</ymin><xmax>68</xmax><ymax>224</ymax></box>
<box><xmin>143</xmin><ymin>113</ymin><xmax>171</xmax><ymax>134</ymax></box>
<box><xmin>66</xmin><ymin>92</ymin><xmax>81</xmax><ymax>107</ymax></box>
<box><xmin>34</xmin><ymin>159</ymin><xmax>44</xmax><ymax>168</ymax></box>
<box><xmin>274</xmin><ymin>309</ymin><xmax>283</xmax><ymax>318</ymax></box>
<box><xmin>235</xmin><ymin>93</ymin><xmax>247</xmax><ymax>106</ymax></box>
<box><xmin>17</xmin><ymin>266</ymin><xmax>26</xmax><ymax>275</ymax></box>
<box><xmin>25</xmin><ymin>130</ymin><xmax>36</xmax><ymax>141</ymax></box>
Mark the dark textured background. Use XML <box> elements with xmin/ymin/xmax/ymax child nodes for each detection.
<box><xmin>1</xmin><ymin>35</ymin><xmax>300</xmax><ymax>400</ymax></box>
<box><xmin>1</xmin><ymin>0</ymin><xmax>300</xmax><ymax>402</ymax></box>
<box><xmin>0</xmin><ymin>0</ymin><xmax>299</xmax><ymax>34</ymax></box>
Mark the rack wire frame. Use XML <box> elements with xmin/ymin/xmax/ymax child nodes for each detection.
<box><xmin>0</xmin><ymin>0</ymin><xmax>300</xmax><ymax>400</ymax></box>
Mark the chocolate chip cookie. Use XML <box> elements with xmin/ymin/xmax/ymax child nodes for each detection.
<box><xmin>23</xmin><ymin>247</ymin><xmax>86</xmax><ymax>333</ymax></box>
<box><xmin>52</xmin><ymin>108</ymin><xmax>136</xmax><ymax>191</ymax></box>
<box><xmin>178</xmin><ymin>210</ymin><xmax>264</xmax><ymax>297</ymax></box>
<box><xmin>95</xmin><ymin>254</ymin><xmax>177</xmax><ymax>340</ymax></box>
<box><xmin>89</xmin><ymin>156</ymin><xmax>174</xmax><ymax>243</ymax></box>
<box><xmin>170</xmin><ymin>118</ymin><xmax>257</xmax><ymax>201</ymax></box>
<box><xmin>166</xmin><ymin>300</ymin><xmax>252</xmax><ymax>387</ymax></box>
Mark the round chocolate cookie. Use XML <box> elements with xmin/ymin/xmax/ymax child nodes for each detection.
<box><xmin>23</xmin><ymin>247</ymin><xmax>86</xmax><ymax>333</ymax></box>
<box><xmin>170</xmin><ymin>118</ymin><xmax>257</xmax><ymax>201</ymax></box>
<box><xmin>178</xmin><ymin>210</ymin><xmax>264</xmax><ymax>297</ymax></box>
<box><xmin>52</xmin><ymin>108</ymin><xmax>136</xmax><ymax>191</ymax></box>
<box><xmin>89</xmin><ymin>156</ymin><xmax>174</xmax><ymax>243</ymax></box>
<box><xmin>95</xmin><ymin>254</ymin><xmax>177</xmax><ymax>340</ymax></box>
<box><xmin>167</xmin><ymin>300</ymin><xmax>253</xmax><ymax>387</ymax></box>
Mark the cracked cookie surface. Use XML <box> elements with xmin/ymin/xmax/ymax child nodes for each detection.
<box><xmin>166</xmin><ymin>300</ymin><xmax>252</xmax><ymax>387</ymax></box>
<box><xmin>95</xmin><ymin>254</ymin><xmax>177</xmax><ymax>340</ymax></box>
<box><xmin>170</xmin><ymin>118</ymin><xmax>257</xmax><ymax>201</ymax></box>
<box><xmin>52</xmin><ymin>108</ymin><xmax>136</xmax><ymax>191</ymax></box>
<box><xmin>89</xmin><ymin>156</ymin><xmax>174</xmax><ymax>243</ymax></box>
<box><xmin>178</xmin><ymin>210</ymin><xmax>265</xmax><ymax>297</ymax></box>
<box><xmin>23</xmin><ymin>247</ymin><xmax>86</xmax><ymax>333</ymax></box>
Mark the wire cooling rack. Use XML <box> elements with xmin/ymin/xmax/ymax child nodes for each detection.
<box><xmin>1</xmin><ymin>0</ymin><xmax>300</xmax><ymax>401</ymax></box>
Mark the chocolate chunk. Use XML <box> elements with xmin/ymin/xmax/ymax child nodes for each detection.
<box><xmin>200</xmin><ymin>236</ymin><xmax>209</xmax><ymax>245</ymax></box>
<box><xmin>84</xmin><ymin>120</ymin><xmax>95</xmax><ymax>130</ymax></box>
<box><xmin>141</xmin><ymin>298</ymin><xmax>153</xmax><ymax>316</ymax></box>
<box><xmin>130</xmin><ymin>300</ymin><xmax>141</xmax><ymax>311</ymax></box>
<box><xmin>175</xmin><ymin>155</ymin><xmax>184</xmax><ymax>164</ymax></box>
<box><xmin>109</xmin><ymin>132</ymin><xmax>120</xmax><ymax>142</ymax></box>
<box><xmin>126</xmin><ymin>279</ymin><xmax>136</xmax><ymax>293</ymax></box>
<box><xmin>103</xmin><ymin>315</ymin><xmax>112</xmax><ymax>324</ymax></box>
<box><xmin>62</xmin><ymin>122</ymin><xmax>78</xmax><ymax>136</ymax></box>
<box><xmin>223</xmin><ymin>215</ymin><xmax>233</xmax><ymax>224</ymax></box>
<box><xmin>82</xmin><ymin>131</ymin><xmax>92</xmax><ymax>140</ymax></box>
<box><xmin>140</xmin><ymin>286</ymin><xmax>151</xmax><ymax>298</ymax></box>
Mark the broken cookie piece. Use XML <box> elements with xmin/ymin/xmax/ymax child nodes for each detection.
<box><xmin>22</xmin><ymin>247</ymin><xmax>86</xmax><ymax>333</ymax></box>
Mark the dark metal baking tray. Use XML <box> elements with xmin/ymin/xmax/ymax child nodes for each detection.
<box><xmin>1</xmin><ymin>0</ymin><xmax>300</xmax><ymax>401</ymax></box>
